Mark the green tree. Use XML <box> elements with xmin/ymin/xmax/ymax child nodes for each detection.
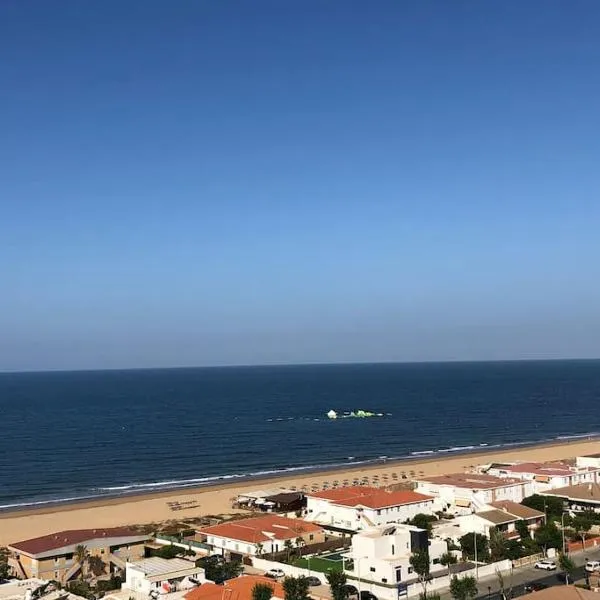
<box><xmin>325</xmin><ymin>570</ymin><xmax>348</xmax><ymax>600</ymax></box>
<box><xmin>295</xmin><ymin>537</ymin><xmax>305</xmax><ymax>557</ymax></box>
<box><xmin>409</xmin><ymin>514</ymin><xmax>437</xmax><ymax>537</ymax></box>
<box><xmin>87</xmin><ymin>555</ymin><xmax>106</xmax><ymax>577</ymax></box>
<box><xmin>458</xmin><ymin>533</ymin><xmax>489</xmax><ymax>562</ymax></box>
<box><xmin>0</xmin><ymin>547</ymin><xmax>9</xmax><ymax>580</ymax></box>
<box><xmin>282</xmin><ymin>576</ymin><xmax>310</xmax><ymax>600</ymax></box>
<box><xmin>572</xmin><ymin>514</ymin><xmax>593</xmax><ymax>550</ymax></box>
<box><xmin>252</xmin><ymin>583</ymin><xmax>275</xmax><ymax>600</ymax></box>
<box><xmin>489</xmin><ymin>528</ymin><xmax>508</xmax><ymax>562</ymax></box>
<box><xmin>284</xmin><ymin>540</ymin><xmax>294</xmax><ymax>563</ymax></box>
<box><xmin>203</xmin><ymin>561</ymin><xmax>243</xmax><ymax>584</ymax></box>
<box><xmin>558</xmin><ymin>553</ymin><xmax>576</xmax><ymax>585</ymax></box>
<box><xmin>515</xmin><ymin>520</ymin><xmax>529</xmax><ymax>540</ymax></box>
<box><xmin>439</xmin><ymin>552</ymin><xmax>457</xmax><ymax>576</ymax></box>
<box><xmin>521</xmin><ymin>495</ymin><xmax>563</xmax><ymax>520</ymax></box>
<box><xmin>154</xmin><ymin>545</ymin><xmax>183</xmax><ymax>559</ymax></box>
<box><xmin>449</xmin><ymin>575</ymin><xmax>477</xmax><ymax>600</ymax></box>
<box><xmin>66</xmin><ymin>580</ymin><xmax>93</xmax><ymax>600</ymax></box>
<box><xmin>73</xmin><ymin>545</ymin><xmax>89</xmax><ymax>580</ymax></box>
<box><xmin>409</xmin><ymin>548</ymin><xmax>432</xmax><ymax>599</ymax></box>
<box><xmin>534</xmin><ymin>522</ymin><xmax>562</xmax><ymax>556</ymax></box>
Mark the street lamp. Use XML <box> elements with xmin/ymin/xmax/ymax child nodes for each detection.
<box><xmin>561</xmin><ymin>513</ymin><xmax>567</xmax><ymax>555</ymax></box>
<box><xmin>356</xmin><ymin>555</ymin><xmax>369</xmax><ymax>600</ymax></box>
<box><xmin>474</xmin><ymin>532</ymin><xmax>478</xmax><ymax>581</ymax></box>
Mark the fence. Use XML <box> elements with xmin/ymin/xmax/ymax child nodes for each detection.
<box><xmin>154</xmin><ymin>536</ymin><xmax>212</xmax><ymax>553</ymax></box>
<box><xmin>250</xmin><ymin>557</ymin><xmax>329</xmax><ymax>584</ymax></box>
<box><xmin>567</xmin><ymin>535</ymin><xmax>600</xmax><ymax>553</ymax></box>
<box><xmin>511</xmin><ymin>553</ymin><xmax>543</xmax><ymax>569</ymax></box>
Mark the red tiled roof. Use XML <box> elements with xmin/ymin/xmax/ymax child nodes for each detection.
<box><xmin>307</xmin><ymin>486</ymin><xmax>433</xmax><ymax>509</ymax></box>
<box><xmin>185</xmin><ymin>576</ymin><xmax>284</xmax><ymax>600</ymax></box>
<box><xmin>9</xmin><ymin>527</ymin><xmax>147</xmax><ymax>556</ymax></box>
<box><xmin>200</xmin><ymin>515</ymin><xmax>322</xmax><ymax>544</ymax></box>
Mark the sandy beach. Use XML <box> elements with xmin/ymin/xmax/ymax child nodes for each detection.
<box><xmin>0</xmin><ymin>438</ymin><xmax>598</xmax><ymax>546</ymax></box>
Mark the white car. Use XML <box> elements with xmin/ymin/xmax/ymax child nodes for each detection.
<box><xmin>265</xmin><ymin>568</ymin><xmax>285</xmax><ymax>579</ymax></box>
<box><xmin>534</xmin><ymin>560</ymin><xmax>557</xmax><ymax>571</ymax></box>
<box><xmin>585</xmin><ymin>561</ymin><xmax>600</xmax><ymax>573</ymax></box>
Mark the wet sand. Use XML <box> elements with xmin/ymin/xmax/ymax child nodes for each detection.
<box><xmin>0</xmin><ymin>437</ymin><xmax>598</xmax><ymax>546</ymax></box>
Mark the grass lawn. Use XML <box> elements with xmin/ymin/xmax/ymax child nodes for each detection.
<box><xmin>293</xmin><ymin>554</ymin><xmax>345</xmax><ymax>573</ymax></box>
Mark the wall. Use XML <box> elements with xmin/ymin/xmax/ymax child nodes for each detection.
<box><xmin>305</xmin><ymin>498</ymin><xmax>435</xmax><ymax>532</ymax></box>
<box><xmin>250</xmin><ymin>557</ymin><xmax>328</xmax><ymax>584</ymax></box>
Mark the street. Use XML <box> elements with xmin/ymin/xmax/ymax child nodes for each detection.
<box><xmin>437</xmin><ymin>547</ymin><xmax>600</xmax><ymax>600</ymax></box>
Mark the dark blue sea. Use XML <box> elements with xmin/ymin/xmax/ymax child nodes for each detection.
<box><xmin>1</xmin><ymin>360</ymin><xmax>599</xmax><ymax>511</ymax></box>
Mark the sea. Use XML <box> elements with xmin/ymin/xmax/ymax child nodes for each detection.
<box><xmin>0</xmin><ymin>360</ymin><xmax>599</xmax><ymax>512</ymax></box>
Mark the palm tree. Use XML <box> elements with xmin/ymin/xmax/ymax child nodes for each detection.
<box><xmin>87</xmin><ymin>555</ymin><xmax>106</xmax><ymax>578</ymax></box>
<box><xmin>256</xmin><ymin>543</ymin><xmax>264</xmax><ymax>557</ymax></box>
<box><xmin>295</xmin><ymin>537</ymin><xmax>305</xmax><ymax>558</ymax></box>
<box><xmin>73</xmin><ymin>545</ymin><xmax>89</xmax><ymax>580</ymax></box>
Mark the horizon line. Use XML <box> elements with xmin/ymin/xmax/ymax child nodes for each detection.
<box><xmin>1</xmin><ymin>355</ymin><xmax>599</xmax><ymax>376</ymax></box>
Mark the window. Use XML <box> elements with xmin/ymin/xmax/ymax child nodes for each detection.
<box><xmin>370</xmin><ymin>567</ymin><xmax>376</xmax><ymax>572</ymax></box>
<box><xmin>100</xmin><ymin>549</ymin><xmax>105</xmax><ymax>554</ymax></box>
<box><xmin>54</xmin><ymin>572</ymin><xmax>59</xmax><ymax>579</ymax></box>
<box><xmin>408</xmin><ymin>567</ymin><xmax>414</xmax><ymax>574</ymax></box>
<box><xmin>433</xmin><ymin>558</ymin><xmax>440</xmax><ymax>564</ymax></box>
<box><xmin>377</xmin><ymin>510</ymin><xmax>381</xmax><ymax>515</ymax></box>
<box><xmin>395</xmin><ymin>568</ymin><xmax>402</xmax><ymax>583</ymax></box>
<box><xmin>382</xmin><ymin>578</ymin><xmax>387</xmax><ymax>584</ymax></box>
<box><xmin>309</xmin><ymin>534</ymin><xmax>314</xmax><ymax>541</ymax></box>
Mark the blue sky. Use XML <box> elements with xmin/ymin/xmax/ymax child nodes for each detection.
<box><xmin>2</xmin><ymin>1</ymin><xmax>600</xmax><ymax>371</ymax></box>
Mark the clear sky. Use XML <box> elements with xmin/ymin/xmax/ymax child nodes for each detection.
<box><xmin>2</xmin><ymin>1</ymin><xmax>600</xmax><ymax>371</ymax></box>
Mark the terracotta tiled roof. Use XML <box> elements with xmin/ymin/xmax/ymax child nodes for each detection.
<box><xmin>308</xmin><ymin>486</ymin><xmax>433</xmax><ymax>509</ymax></box>
<box><xmin>418</xmin><ymin>473</ymin><xmax>524</xmax><ymax>489</ymax></box>
<box><xmin>488</xmin><ymin>500</ymin><xmax>545</xmax><ymax>520</ymax></box>
<box><xmin>200</xmin><ymin>515</ymin><xmax>322</xmax><ymax>544</ymax></box>
<box><xmin>520</xmin><ymin>585</ymin><xmax>598</xmax><ymax>598</ymax></box>
<box><xmin>9</xmin><ymin>527</ymin><xmax>147</xmax><ymax>556</ymax></box>
<box><xmin>185</xmin><ymin>576</ymin><xmax>284</xmax><ymax>600</ymax></box>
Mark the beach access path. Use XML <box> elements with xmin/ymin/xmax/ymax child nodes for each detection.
<box><xmin>0</xmin><ymin>438</ymin><xmax>599</xmax><ymax>546</ymax></box>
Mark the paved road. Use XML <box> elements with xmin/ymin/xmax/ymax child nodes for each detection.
<box><xmin>437</xmin><ymin>547</ymin><xmax>600</xmax><ymax>600</ymax></box>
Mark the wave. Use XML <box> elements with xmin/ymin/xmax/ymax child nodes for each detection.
<box><xmin>3</xmin><ymin>430</ymin><xmax>600</xmax><ymax>512</ymax></box>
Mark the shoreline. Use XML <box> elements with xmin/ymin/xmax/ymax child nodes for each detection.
<box><xmin>0</xmin><ymin>436</ymin><xmax>598</xmax><ymax>546</ymax></box>
<box><xmin>1</xmin><ymin>434</ymin><xmax>598</xmax><ymax>517</ymax></box>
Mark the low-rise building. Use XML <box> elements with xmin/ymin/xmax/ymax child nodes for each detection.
<box><xmin>486</xmin><ymin>461</ymin><xmax>600</xmax><ymax>492</ymax></box>
<box><xmin>305</xmin><ymin>487</ymin><xmax>435</xmax><ymax>532</ymax></box>
<box><xmin>7</xmin><ymin>528</ymin><xmax>150</xmax><ymax>584</ymax></box>
<box><xmin>123</xmin><ymin>557</ymin><xmax>204</xmax><ymax>597</ymax></box>
<box><xmin>541</xmin><ymin>482</ymin><xmax>600</xmax><ymax>513</ymax></box>
<box><xmin>199</xmin><ymin>515</ymin><xmax>324</xmax><ymax>557</ymax></box>
<box><xmin>345</xmin><ymin>524</ymin><xmax>447</xmax><ymax>586</ymax></box>
<box><xmin>184</xmin><ymin>576</ymin><xmax>284</xmax><ymax>600</ymax></box>
<box><xmin>576</xmin><ymin>454</ymin><xmax>600</xmax><ymax>469</ymax></box>
<box><xmin>457</xmin><ymin>501</ymin><xmax>544</xmax><ymax>540</ymax></box>
<box><xmin>415</xmin><ymin>473</ymin><xmax>534</xmax><ymax>514</ymax></box>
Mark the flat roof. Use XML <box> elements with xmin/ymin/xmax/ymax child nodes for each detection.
<box><xmin>542</xmin><ymin>482</ymin><xmax>600</xmax><ymax>503</ymax></box>
<box><xmin>128</xmin><ymin>557</ymin><xmax>200</xmax><ymax>579</ymax></box>
<box><xmin>418</xmin><ymin>473</ymin><xmax>523</xmax><ymax>489</ymax></box>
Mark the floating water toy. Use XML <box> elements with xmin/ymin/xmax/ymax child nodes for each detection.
<box><xmin>326</xmin><ymin>409</ymin><xmax>385</xmax><ymax>419</ymax></box>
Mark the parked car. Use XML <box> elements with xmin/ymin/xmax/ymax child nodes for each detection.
<box><xmin>534</xmin><ymin>560</ymin><xmax>557</xmax><ymax>570</ymax></box>
<box><xmin>360</xmin><ymin>592</ymin><xmax>378</xmax><ymax>600</ymax></box>
<box><xmin>524</xmin><ymin>583</ymin><xmax>548</xmax><ymax>592</ymax></box>
<box><xmin>342</xmin><ymin>585</ymin><xmax>359</xmax><ymax>597</ymax></box>
<box><xmin>585</xmin><ymin>560</ymin><xmax>600</xmax><ymax>573</ymax></box>
<box><xmin>305</xmin><ymin>576</ymin><xmax>322</xmax><ymax>587</ymax></box>
<box><xmin>265</xmin><ymin>568</ymin><xmax>286</xmax><ymax>579</ymax></box>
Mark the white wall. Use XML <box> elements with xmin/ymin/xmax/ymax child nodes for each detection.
<box><xmin>305</xmin><ymin>498</ymin><xmax>435</xmax><ymax>532</ymax></box>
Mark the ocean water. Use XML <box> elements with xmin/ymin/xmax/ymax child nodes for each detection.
<box><xmin>0</xmin><ymin>360</ymin><xmax>599</xmax><ymax>510</ymax></box>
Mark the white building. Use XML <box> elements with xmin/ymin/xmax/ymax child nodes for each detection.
<box><xmin>123</xmin><ymin>557</ymin><xmax>204</xmax><ymax>597</ymax></box>
<box><xmin>199</xmin><ymin>515</ymin><xmax>325</xmax><ymax>557</ymax></box>
<box><xmin>346</xmin><ymin>524</ymin><xmax>447</xmax><ymax>587</ymax></box>
<box><xmin>485</xmin><ymin>461</ymin><xmax>600</xmax><ymax>492</ymax></box>
<box><xmin>305</xmin><ymin>487</ymin><xmax>435</xmax><ymax>532</ymax></box>
<box><xmin>415</xmin><ymin>473</ymin><xmax>534</xmax><ymax>514</ymax></box>
<box><xmin>457</xmin><ymin>500</ymin><xmax>545</xmax><ymax>539</ymax></box>
<box><xmin>576</xmin><ymin>454</ymin><xmax>600</xmax><ymax>470</ymax></box>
